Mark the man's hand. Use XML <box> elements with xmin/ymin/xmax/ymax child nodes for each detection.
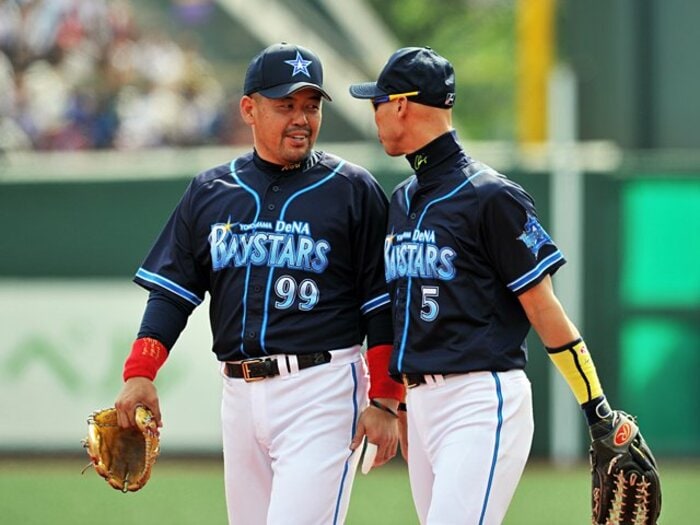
<box><xmin>114</xmin><ymin>377</ymin><xmax>162</xmax><ymax>429</ymax></box>
<box><xmin>350</xmin><ymin>398</ymin><xmax>399</xmax><ymax>471</ymax></box>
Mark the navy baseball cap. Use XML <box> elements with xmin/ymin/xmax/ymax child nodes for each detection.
<box><xmin>244</xmin><ymin>42</ymin><xmax>332</xmax><ymax>101</ymax></box>
<box><xmin>349</xmin><ymin>47</ymin><xmax>455</xmax><ymax>108</ymax></box>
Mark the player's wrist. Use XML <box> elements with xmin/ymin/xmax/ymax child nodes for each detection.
<box><xmin>582</xmin><ymin>395</ymin><xmax>613</xmax><ymax>434</ymax></box>
<box><xmin>369</xmin><ymin>398</ymin><xmax>399</xmax><ymax>418</ymax></box>
<box><xmin>123</xmin><ymin>337</ymin><xmax>169</xmax><ymax>382</ymax></box>
<box><xmin>366</xmin><ymin>344</ymin><xmax>405</xmax><ymax>401</ymax></box>
<box><xmin>370</xmin><ymin>396</ymin><xmax>399</xmax><ymax>410</ymax></box>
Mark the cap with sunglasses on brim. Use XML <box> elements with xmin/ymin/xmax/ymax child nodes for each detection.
<box><xmin>244</xmin><ymin>42</ymin><xmax>332</xmax><ymax>101</ymax></box>
<box><xmin>349</xmin><ymin>47</ymin><xmax>455</xmax><ymax>109</ymax></box>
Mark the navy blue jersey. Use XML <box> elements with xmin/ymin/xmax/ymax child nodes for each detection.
<box><xmin>134</xmin><ymin>150</ymin><xmax>391</xmax><ymax>361</ymax></box>
<box><xmin>385</xmin><ymin>131</ymin><xmax>565</xmax><ymax>375</ymax></box>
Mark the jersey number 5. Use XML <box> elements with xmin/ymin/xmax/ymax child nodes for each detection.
<box><xmin>420</xmin><ymin>285</ymin><xmax>439</xmax><ymax>322</ymax></box>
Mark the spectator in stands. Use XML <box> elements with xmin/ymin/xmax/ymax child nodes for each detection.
<box><xmin>0</xmin><ymin>0</ymin><xmax>238</xmax><ymax>151</ymax></box>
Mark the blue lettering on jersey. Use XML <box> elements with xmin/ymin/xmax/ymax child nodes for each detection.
<box><xmin>384</xmin><ymin>229</ymin><xmax>456</xmax><ymax>281</ymax></box>
<box><xmin>275</xmin><ymin>220</ymin><xmax>310</xmax><ymax>235</ymax></box>
<box><xmin>517</xmin><ymin>213</ymin><xmax>553</xmax><ymax>257</ymax></box>
<box><xmin>209</xmin><ymin>219</ymin><xmax>330</xmax><ymax>273</ymax></box>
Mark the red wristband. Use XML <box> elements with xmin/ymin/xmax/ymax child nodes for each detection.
<box><xmin>123</xmin><ymin>337</ymin><xmax>169</xmax><ymax>382</ymax></box>
<box><xmin>366</xmin><ymin>344</ymin><xmax>405</xmax><ymax>401</ymax></box>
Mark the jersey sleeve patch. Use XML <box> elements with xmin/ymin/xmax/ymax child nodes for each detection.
<box><xmin>517</xmin><ymin>213</ymin><xmax>554</xmax><ymax>257</ymax></box>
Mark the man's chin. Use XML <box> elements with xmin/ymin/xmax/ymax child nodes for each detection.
<box><xmin>282</xmin><ymin>147</ymin><xmax>312</xmax><ymax>165</ymax></box>
<box><xmin>378</xmin><ymin>139</ymin><xmax>401</xmax><ymax>157</ymax></box>
<box><xmin>382</xmin><ymin>145</ymin><xmax>402</xmax><ymax>157</ymax></box>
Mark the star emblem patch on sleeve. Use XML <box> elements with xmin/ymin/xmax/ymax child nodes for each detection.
<box><xmin>517</xmin><ymin>213</ymin><xmax>553</xmax><ymax>257</ymax></box>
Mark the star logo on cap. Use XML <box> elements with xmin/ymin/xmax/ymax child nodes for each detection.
<box><xmin>284</xmin><ymin>51</ymin><xmax>312</xmax><ymax>78</ymax></box>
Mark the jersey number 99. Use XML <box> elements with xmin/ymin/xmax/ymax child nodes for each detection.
<box><xmin>275</xmin><ymin>275</ymin><xmax>320</xmax><ymax>311</ymax></box>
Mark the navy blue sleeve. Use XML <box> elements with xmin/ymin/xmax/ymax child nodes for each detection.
<box><xmin>350</xmin><ymin>168</ymin><xmax>392</xmax><ymax>317</ymax></box>
<box><xmin>137</xmin><ymin>290</ymin><xmax>195</xmax><ymax>350</ymax></box>
<box><xmin>365</xmin><ymin>308</ymin><xmax>393</xmax><ymax>348</ymax></box>
<box><xmin>480</xmin><ymin>184</ymin><xmax>565</xmax><ymax>295</ymax></box>
<box><xmin>134</xmin><ymin>179</ymin><xmax>208</xmax><ymax>307</ymax></box>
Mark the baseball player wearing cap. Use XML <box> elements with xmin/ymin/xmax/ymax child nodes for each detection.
<box><xmin>114</xmin><ymin>43</ymin><xmax>404</xmax><ymax>525</ymax></box>
<box><xmin>349</xmin><ymin>47</ymin><xmax>626</xmax><ymax>524</ymax></box>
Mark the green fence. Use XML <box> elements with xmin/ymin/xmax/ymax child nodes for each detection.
<box><xmin>1</xmin><ymin>154</ymin><xmax>698</xmax><ymax>457</ymax></box>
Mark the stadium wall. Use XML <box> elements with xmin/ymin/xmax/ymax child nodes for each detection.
<box><xmin>1</xmin><ymin>144</ymin><xmax>697</xmax><ymax>457</ymax></box>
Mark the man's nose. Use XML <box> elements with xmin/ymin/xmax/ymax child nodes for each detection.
<box><xmin>290</xmin><ymin>108</ymin><xmax>310</xmax><ymax>125</ymax></box>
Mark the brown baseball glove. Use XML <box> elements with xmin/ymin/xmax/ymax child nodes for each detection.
<box><xmin>82</xmin><ymin>406</ymin><xmax>160</xmax><ymax>492</ymax></box>
<box><xmin>589</xmin><ymin>411</ymin><xmax>661</xmax><ymax>525</ymax></box>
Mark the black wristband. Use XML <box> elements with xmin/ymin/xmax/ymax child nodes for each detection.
<box><xmin>370</xmin><ymin>399</ymin><xmax>398</xmax><ymax>418</ymax></box>
<box><xmin>582</xmin><ymin>395</ymin><xmax>612</xmax><ymax>426</ymax></box>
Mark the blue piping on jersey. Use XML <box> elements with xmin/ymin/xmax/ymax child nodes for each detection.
<box><xmin>230</xmin><ymin>161</ymin><xmax>262</xmax><ymax>358</ymax></box>
<box><xmin>479</xmin><ymin>371</ymin><xmax>504</xmax><ymax>525</ymax></box>
<box><xmin>396</xmin><ymin>168</ymin><xmax>491</xmax><ymax>371</ymax></box>
<box><xmin>135</xmin><ymin>267</ymin><xmax>203</xmax><ymax>306</ymax></box>
<box><xmin>507</xmin><ymin>249</ymin><xmax>564</xmax><ymax>293</ymax></box>
<box><xmin>361</xmin><ymin>293</ymin><xmax>390</xmax><ymax>315</ymax></box>
<box><xmin>260</xmin><ymin>160</ymin><xmax>346</xmax><ymax>353</ymax></box>
<box><xmin>403</xmin><ymin>176</ymin><xmax>417</xmax><ymax>209</ymax></box>
<box><xmin>333</xmin><ymin>361</ymin><xmax>359</xmax><ymax>525</ymax></box>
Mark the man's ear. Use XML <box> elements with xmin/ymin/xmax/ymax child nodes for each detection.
<box><xmin>395</xmin><ymin>97</ymin><xmax>410</xmax><ymax>119</ymax></box>
<box><xmin>240</xmin><ymin>95</ymin><xmax>256</xmax><ymax>125</ymax></box>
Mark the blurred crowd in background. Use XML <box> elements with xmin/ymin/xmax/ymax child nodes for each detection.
<box><xmin>0</xmin><ymin>0</ymin><xmax>247</xmax><ymax>151</ymax></box>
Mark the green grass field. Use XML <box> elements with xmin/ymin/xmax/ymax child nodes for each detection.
<box><xmin>0</xmin><ymin>456</ymin><xmax>696</xmax><ymax>524</ymax></box>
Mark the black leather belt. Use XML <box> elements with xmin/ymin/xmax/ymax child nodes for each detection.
<box><xmin>225</xmin><ymin>352</ymin><xmax>332</xmax><ymax>382</ymax></box>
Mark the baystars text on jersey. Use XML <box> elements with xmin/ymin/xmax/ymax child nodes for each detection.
<box><xmin>384</xmin><ymin>228</ymin><xmax>456</xmax><ymax>281</ymax></box>
<box><xmin>209</xmin><ymin>219</ymin><xmax>330</xmax><ymax>273</ymax></box>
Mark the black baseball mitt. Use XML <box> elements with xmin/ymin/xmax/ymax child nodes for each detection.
<box><xmin>589</xmin><ymin>411</ymin><xmax>661</xmax><ymax>525</ymax></box>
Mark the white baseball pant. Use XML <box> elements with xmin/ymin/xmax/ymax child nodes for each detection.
<box><xmin>406</xmin><ymin>370</ymin><xmax>534</xmax><ymax>525</ymax></box>
<box><xmin>221</xmin><ymin>346</ymin><xmax>367</xmax><ymax>525</ymax></box>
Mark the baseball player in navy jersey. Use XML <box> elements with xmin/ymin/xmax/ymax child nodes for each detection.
<box><xmin>350</xmin><ymin>47</ymin><xmax>629</xmax><ymax>524</ymax></box>
<box><xmin>113</xmin><ymin>43</ymin><xmax>404</xmax><ymax>525</ymax></box>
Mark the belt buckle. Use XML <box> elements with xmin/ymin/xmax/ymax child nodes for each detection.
<box><xmin>241</xmin><ymin>358</ymin><xmax>265</xmax><ymax>382</ymax></box>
